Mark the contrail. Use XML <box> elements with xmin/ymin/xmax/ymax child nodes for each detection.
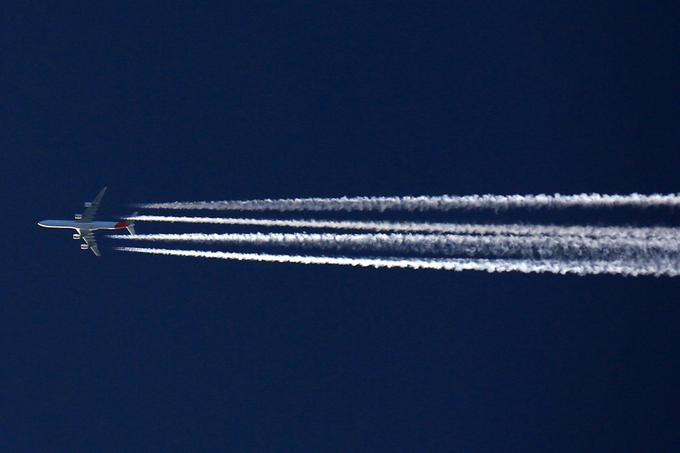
<box><xmin>109</xmin><ymin>232</ymin><xmax>680</xmax><ymax>261</ymax></box>
<box><xmin>125</xmin><ymin>215</ymin><xmax>680</xmax><ymax>240</ymax></box>
<box><xmin>136</xmin><ymin>193</ymin><xmax>680</xmax><ymax>212</ymax></box>
<box><xmin>114</xmin><ymin>247</ymin><xmax>680</xmax><ymax>277</ymax></box>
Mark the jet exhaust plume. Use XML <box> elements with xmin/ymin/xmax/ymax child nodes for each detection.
<box><xmin>115</xmin><ymin>247</ymin><xmax>680</xmax><ymax>277</ymax></box>
<box><xmin>136</xmin><ymin>193</ymin><xmax>680</xmax><ymax>212</ymax></box>
<box><xmin>125</xmin><ymin>215</ymin><xmax>680</xmax><ymax>240</ymax></box>
<box><xmin>109</xmin><ymin>232</ymin><xmax>680</xmax><ymax>261</ymax></box>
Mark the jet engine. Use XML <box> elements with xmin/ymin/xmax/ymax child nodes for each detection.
<box><xmin>73</xmin><ymin>233</ymin><xmax>81</xmax><ymax>240</ymax></box>
<box><xmin>74</xmin><ymin>214</ymin><xmax>83</xmax><ymax>220</ymax></box>
<box><xmin>80</xmin><ymin>244</ymin><xmax>89</xmax><ymax>250</ymax></box>
<box><xmin>84</xmin><ymin>201</ymin><xmax>92</xmax><ymax>207</ymax></box>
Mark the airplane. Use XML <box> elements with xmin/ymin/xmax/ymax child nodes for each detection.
<box><xmin>37</xmin><ymin>187</ymin><xmax>136</xmax><ymax>256</ymax></box>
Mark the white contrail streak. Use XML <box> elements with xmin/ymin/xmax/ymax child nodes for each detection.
<box><xmin>125</xmin><ymin>215</ymin><xmax>680</xmax><ymax>240</ymax></box>
<box><xmin>114</xmin><ymin>247</ymin><xmax>680</xmax><ymax>277</ymax></box>
<box><xmin>136</xmin><ymin>193</ymin><xmax>680</xmax><ymax>212</ymax></box>
<box><xmin>109</xmin><ymin>232</ymin><xmax>680</xmax><ymax>261</ymax></box>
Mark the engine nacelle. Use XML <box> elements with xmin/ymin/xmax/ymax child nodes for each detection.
<box><xmin>73</xmin><ymin>233</ymin><xmax>81</xmax><ymax>240</ymax></box>
<box><xmin>80</xmin><ymin>244</ymin><xmax>89</xmax><ymax>250</ymax></box>
<box><xmin>74</xmin><ymin>214</ymin><xmax>83</xmax><ymax>220</ymax></box>
<box><xmin>84</xmin><ymin>202</ymin><xmax>92</xmax><ymax>208</ymax></box>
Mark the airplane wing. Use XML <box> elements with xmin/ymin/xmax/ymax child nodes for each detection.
<box><xmin>82</xmin><ymin>231</ymin><xmax>101</xmax><ymax>256</ymax></box>
<box><xmin>80</xmin><ymin>187</ymin><xmax>107</xmax><ymax>222</ymax></box>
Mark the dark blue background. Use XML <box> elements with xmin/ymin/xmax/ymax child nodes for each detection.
<box><xmin>3</xmin><ymin>2</ymin><xmax>680</xmax><ymax>451</ymax></box>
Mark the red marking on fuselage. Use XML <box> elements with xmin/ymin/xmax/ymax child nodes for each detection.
<box><xmin>114</xmin><ymin>221</ymin><xmax>129</xmax><ymax>229</ymax></box>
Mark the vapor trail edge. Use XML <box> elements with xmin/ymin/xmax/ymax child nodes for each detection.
<box><xmin>125</xmin><ymin>215</ymin><xmax>680</xmax><ymax>240</ymax></box>
<box><xmin>135</xmin><ymin>193</ymin><xmax>680</xmax><ymax>211</ymax></box>
<box><xmin>114</xmin><ymin>247</ymin><xmax>680</xmax><ymax>277</ymax></box>
<box><xmin>109</xmin><ymin>232</ymin><xmax>680</xmax><ymax>261</ymax></box>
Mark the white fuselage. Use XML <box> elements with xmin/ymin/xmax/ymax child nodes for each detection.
<box><xmin>37</xmin><ymin>220</ymin><xmax>127</xmax><ymax>232</ymax></box>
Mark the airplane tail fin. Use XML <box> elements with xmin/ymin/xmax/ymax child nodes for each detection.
<box><xmin>126</xmin><ymin>212</ymin><xmax>138</xmax><ymax>235</ymax></box>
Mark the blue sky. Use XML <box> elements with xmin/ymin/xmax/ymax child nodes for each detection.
<box><xmin>3</xmin><ymin>2</ymin><xmax>680</xmax><ymax>451</ymax></box>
